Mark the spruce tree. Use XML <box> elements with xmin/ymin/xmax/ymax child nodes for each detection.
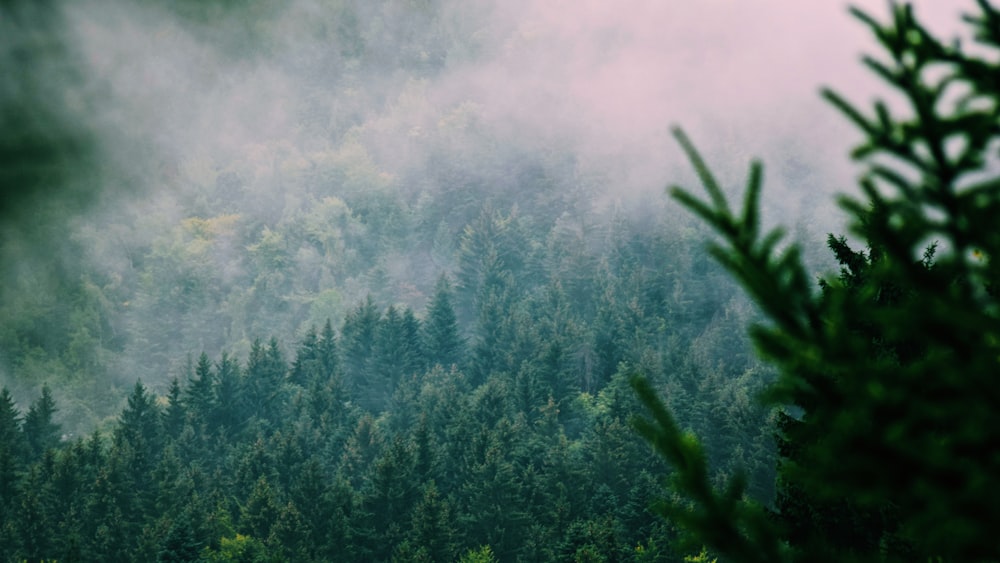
<box><xmin>0</xmin><ymin>388</ymin><xmax>23</xmax><ymax>562</ymax></box>
<box><xmin>213</xmin><ymin>351</ymin><xmax>244</xmax><ymax>435</ymax></box>
<box><xmin>633</xmin><ymin>1</ymin><xmax>1000</xmax><ymax>561</ymax></box>
<box><xmin>22</xmin><ymin>384</ymin><xmax>60</xmax><ymax>460</ymax></box>
<box><xmin>185</xmin><ymin>352</ymin><xmax>216</xmax><ymax>428</ymax></box>
<box><xmin>162</xmin><ymin>377</ymin><xmax>186</xmax><ymax>439</ymax></box>
<box><xmin>318</xmin><ymin>318</ymin><xmax>339</xmax><ymax>382</ymax></box>
<box><xmin>423</xmin><ymin>274</ymin><xmax>464</xmax><ymax>370</ymax></box>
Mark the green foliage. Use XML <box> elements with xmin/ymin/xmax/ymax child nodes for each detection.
<box><xmin>423</xmin><ymin>274</ymin><xmax>464</xmax><ymax>370</ymax></box>
<box><xmin>640</xmin><ymin>1</ymin><xmax>1000</xmax><ymax>561</ymax></box>
<box><xmin>458</xmin><ymin>544</ymin><xmax>498</xmax><ymax>563</ymax></box>
<box><xmin>631</xmin><ymin>377</ymin><xmax>784</xmax><ymax>563</ymax></box>
<box><xmin>202</xmin><ymin>533</ymin><xmax>275</xmax><ymax>563</ymax></box>
<box><xmin>22</xmin><ymin>384</ymin><xmax>60</xmax><ymax>461</ymax></box>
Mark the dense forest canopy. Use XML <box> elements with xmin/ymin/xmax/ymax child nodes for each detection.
<box><xmin>0</xmin><ymin>0</ymin><xmax>984</xmax><ymax>561</ymax></box>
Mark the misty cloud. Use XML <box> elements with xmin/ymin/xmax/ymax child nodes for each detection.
<box><xmin>0</xmin><ymin>0</ymin><xmax>974</xmax><ymax>423</ymax></box>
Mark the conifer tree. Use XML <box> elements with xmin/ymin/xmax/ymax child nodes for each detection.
<box><xmin>245</xmin><ymin>338</ymin><xmax>286</xmax><ymax>426</ymax></box>
<box><xmin>0</xmin><ymin>387</ymin><xmax>24</xmax><ymax>512</ymax></box>
<box><xmin>162</xmin><ymin>377</ymin><xmax>186</xmax><ymax>439</ymax></box>
<box><xmin>341</xmin><ymin>296</ymin><xmax>381</xmax><ymax>405</ymax></box>
<box><xmin>634</xmin><ymin>1</ymin><xmax>1000</xmax><ymax>561</ymax></box>
<box><xmin>185</xmin><ymin>352</ymin><xmax>216</xmax><ymax>427</ymax></box>
<box><xmin>0</xmin><ymin>387</ymin><xmax>27</xmax><ymax>560</ymax></box>
<box><xmin>318</xmin><ymin>318</ymin><xmax>339</xmax><ymax>382</ymax></box>
<box><xmin>22</xmin><ymin>384</ymin><xmax>60</xmax><ymax>460</ymax></box>
<box><xmin>423</xmin><ymin>273</ymin><xmax>464</xmax><ymax>370</ymax></box>
<box><xmin>213</xmin><ymin>351</ymin><xmax>243</xmax><ymax>435</ymax></box>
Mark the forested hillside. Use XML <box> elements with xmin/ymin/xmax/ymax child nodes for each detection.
<box><xmin>0</xmin><ymin>0</ymin><xmax>790</xmax><ymax>560</ymax></box>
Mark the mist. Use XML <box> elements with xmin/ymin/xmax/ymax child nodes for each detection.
<box><xmin>0</xmin><ymin>0</ymin><xmax>971</xmax><ymax>424</ymax></box>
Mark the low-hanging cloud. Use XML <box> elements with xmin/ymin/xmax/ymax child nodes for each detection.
<box><xmin>0</xmin><ymin>0</ymin><xmax>975</xmax><ymax>419</ymax></box>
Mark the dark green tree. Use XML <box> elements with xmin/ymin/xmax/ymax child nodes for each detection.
<box><xmin>423</xmin><ymin>273</ymin><xmax>464</xmax><ymax>370</ymax></box>
<box><xmin>245</xmin><ymin>338</ymin><xmax>286</xmax><ymax>427</ymax></box>
<box><xmin>185</xmin><ymin>352</ymin><xmax>216</xmax><ymax>428</ymax></box>
<box><xmin>241</xmin><ymin>476</ymin><xmax>281</xmax><ymax>543</ymax></box>
<box><xmin>163</xmin><ymin>376</ymin><xmax>186</xmax><ymax>439</ymax></box>
<box><xmin>112</xmin><ymin>380</ymin><xmax>163</xmax><ymax>525</ymax></box>
<box><xmin>0</xmin><ymin>387</ymin><xmax>24</xmax><ymax>514</ymax></box>
<box><xmin>16</xmin><ymin>464</ymin><xmax>56</xmax><ymax>561</ymax></box>
<box><xmin>404</xmin><ymin>480</ymin><xmax>456</xmax><ymax>563</ymax></box>
<box><xmin>341</xmin><ymin>296</ymin><xmax>381</xmax><ymax>407</ymax></box>
<box><xmin>635</xmin><ymin>1</ymin><xmax>1000</xmax><ymax>561</ymax></box>
<box><xmin>157</xmin><ymin>511</ymin><xmax>202</xmax><ymax>563</ymax></box>
<box><xmin>289</xmin><ymin>325</ymin><xmax>320</xmax><ymax>387</ymax></box>
<box><xmin>318</xmin><ymin>318</ymin><xmax>339</xmax><ymax>382</ymax></box>
<box><xmin>213</xmin><ymin>351</ymin><xmax>244</xmax><ymax>436</ymax></box>
<box><xmin>23</xmin><ymin>384</ymin><xmax>60</xmax><ymax>460</ymax></box>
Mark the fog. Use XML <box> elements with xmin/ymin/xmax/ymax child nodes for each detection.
<box><xmin>0</xmin><ymin>0</ymin><xmax>972</xmax><ymax>427</ymax></box>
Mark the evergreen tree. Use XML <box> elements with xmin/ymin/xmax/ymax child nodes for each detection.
<box><xmin>0</xmin><ymin>387</ymin><xmax>24</xmax><ymax>513</ymax></box>
<box><xmin>370</xmin><ymin>304</ymin><xmax>406</xmax><ymax>412</ymax></box>
<box><xmin>163</xmin><ymin>377</ymin><xmax>186</xmax><ymax>439</ymax></box>
<box><xmin>213</xmin><ymin>351</ymin><xmax>244</xmax><ymax>436</ymax></box>
<box><xmin>157</xmin><ymin>512</ymin><xmax>202</xmax><ymax>563</ymax></box>
<box><xmin>289</xmin><ymin>325</ymin><xmax>320</xmax><ymax>387</ymax></box>
<box><xmin>635</xmin><ymin>2</ymin><xmax>1000</xmax><ymax>561</ymax></box>
<box><xmin>113</xmin><ymin>380</ymin><xmax>162</xmax><ymax>524</ymax></box>
<box><xmin>116</xmin><ymin>380</ymin><xmax>161</xmax><ymax>455</ymax></box>
<box><xmin>341</xmin><ymin>296</ymin><xmax>381</xmax><ymax>406</ymax></box>
<box><xmin>400</xmin><ymin>307</ymin><xmax>425</xmax><ymax>378</ymax></box>
<box><xmin>405</xmin><ymin>481</ymin><xmax>456</xmax><ymax>562</ymax></box>
<box><xmin>185</xmin><ymin>352</ymin><xmax>216</xmax><ymax>428</ymax></box>
<box><xmin>245</xmin><ymin>338</ymin><xmax>286</xmax><ymax>427</ymax></box>
<box><xmin>23</xmin><ymin>384</ymin><xmax>60</xmax><ymax>460</ymax></box>
<box><xmin>318</xmin><ymin>318</ymin><xmax>339</xmax><ymax>383</ymax></box>
<box><xmin>16</xmin><ymin>464</ymin><xmax>55</xmax><ymax>561</ymax></box>
<box><xmin>423</xmin><ymin>273</ymin><xmax>464</xmax><ymax>370</ymax></box>
<box><xmin>241</xmin><ymin>476</ymin><xmax>281</xmax><ymax>543</ymax></box>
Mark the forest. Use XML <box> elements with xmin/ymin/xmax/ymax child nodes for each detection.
<box><xmin>2</xmin><ymin>0</ymin><xmax>998</xmax><ymax>561</ymax></box>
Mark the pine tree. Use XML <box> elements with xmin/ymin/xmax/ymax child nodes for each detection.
<box><xmin>185</xmin><ymin>352</ymin><xmax>216</xmax><ymax>428</ymax></box>
<box><xmin>156</xmin><ymin>511</ymin><xmax>202</xmax><ymax>563</ymax></box>
<box><xmin>318</xmin><ymin>318</ymin><xmax>339</xmax><ymax>383</ymax></box>
<box><xmin>213</xmin><ymin>351</ymin><xmax>244</xmax><ymax>436</ymax></box>
<box><xmin>405</xmin><ymin>481</ymin><xmax>456</xmax><ymax>562</ymax></box>
<box><xmin>16</xmin><ymin>464</ymin><xmax>55</xmax><ymax>561</ymax></box>
<box><xmin>241</xmin><ymin>476</ymin><xmax>280</xmax><ymax>542</ymax></box>
<box><xmin>400</xmin><ymin>307</ymin><xmax>425</xmax><ymax>377</ymax></box>
<box><xmin>289</xmin><ymin>325</ymin><xmax>320</xmax><ymax>387</ymax></box>
<box><xmin>113</xmin><ymin>380</ymin><xmax>162</xmax><ymax>522</ymax></box>
<box><xmin>0</xmin><ymin>387</ymin><xmax>24</xmax><ymax>513</ymax></box>
<box><xmin>162</xmin><ymin>377</ymin><xmax>186</xmax><ymax>439</ymax></box>
<box><xmin>245</xmin><ymin>337</ymin><xmax>286</xmax><ymax>427</ymax></box>
<box><xmin>23</xmin><ymin>384</ymin><xmax>60</xmax><ymax>460</ymax></box>
<box><xmin>341</xmin><ymin>296</ymin><xmax>381</xmax><ymax>406</ymax></box>
<box><xmin>423</xmin><ymin>273</ymin><xmax>464</xmax><ymax>370</ymax></box>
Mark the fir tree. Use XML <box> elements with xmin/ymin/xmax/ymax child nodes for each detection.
<box><xmin>185</xmin><ymin>352</ymin><xmax>215</xmax><ymax>428</ymax></box>
<box><xmin>22</xmin><ymin>384</ymin><xmax>60</xmax><ymax>460</ymax></box>
<box><xmin>213</xmin><ymin>351</ymin><xmax>244</xmax><ymax>436</ymax></box>
<box><xmin>635</xmin><ymin>2</ymin><xmax>1000</xmax><ymax>561</ymax></box>
<box><xmin>423</xmin><ymin>274</ymin><xmax>464</xmax><ymax>370</ymax></box>
<box><xmin>162</xmin><ymin>377</ymin><xmax>186</xmax><ymax>439</ymax></box>
<box><xmin>0</xmin><ymin>387</ymin><xmax>24</xmax><ymax>512</ymax></box>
